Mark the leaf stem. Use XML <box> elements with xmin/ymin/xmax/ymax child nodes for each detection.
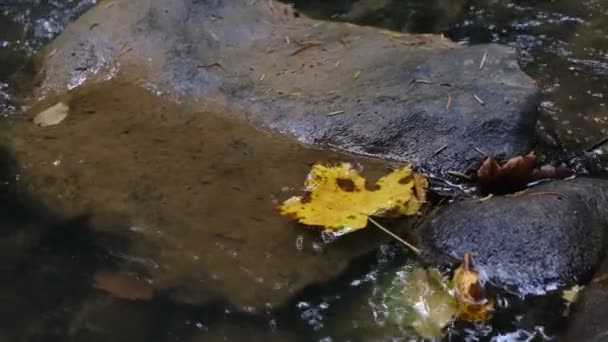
<box><xmin>367</xmin><ymin>217</ymin><xmax>421</xmax><ymax>255</ymax></box>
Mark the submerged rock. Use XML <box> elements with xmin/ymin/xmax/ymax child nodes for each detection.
<box><xmin>2</xmin><ymin>80</ymin><xmax>397</xmax><ymax>309</ymax></box>
<box><xmin>32</xmin><ymin>0</ymin><xmax>538</xmax><ymax>173</ymax></box>
<box><xmin>417</xmin><ymin>178</ymin><xmax>608</xmax><ymax>295</ymax></box>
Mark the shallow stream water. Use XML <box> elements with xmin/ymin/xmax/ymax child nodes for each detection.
<box><xmin>1</xmin><ymin>0</ymin><xmax>607</xmax><ymax>341</ymax></box>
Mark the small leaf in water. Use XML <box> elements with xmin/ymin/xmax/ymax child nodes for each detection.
<box><xmin>382</xmin><ymin>265</ymin><xmax>457</xmax><ymax>339</ymax></box>
<box><xmin>562</xmin><ymin>285</ymin><xmax>583</xmax><ymax>304</ymax></box>
<box><xmin>452</xmin><ymin>253</ymin><xmax>494</xmax><ymax>322</ymax></box>
<box><xmin>93</xmin><ymin>271</ymin><xmax>154</xmax><ymax>301</ymax></box>
<box><xmin>33</xmin><ymin>102</ymin><xmax>69</xmax><ymax>127</ymax></box>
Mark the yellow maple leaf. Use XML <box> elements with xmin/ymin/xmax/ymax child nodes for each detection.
<box><xmin>279</xmin><ymin>162</ymin><xmax>427</xmax><ymax>235</ymax></box>
<box><xmin>452</xmin><ymin>253</ymin><xmax>494</xmax><ymax>322</ymax></box>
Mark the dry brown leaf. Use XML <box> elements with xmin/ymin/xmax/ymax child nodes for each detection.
<box><xmin>93</xmin><ymin>271</ymin><xmax>154</xmax><ymax>301</ymax></box>
<box><xmin>500</xmin><ymin>151</ymin><xmax>537</xmax><ymax>183</ymax></box>
<box><xmin>476</xmin><ymin>151</ymin><xmax>537</xmax><ymax>194</ymax></box>
<box><xmin>477</xmin><ymin>151</ymin><xmax>574</xmax><ymax>195</ymax></box>
<box><xmin>477</xmin><ymin>157</ymin><xmax>500</xmax><ymax>185</ymax></box>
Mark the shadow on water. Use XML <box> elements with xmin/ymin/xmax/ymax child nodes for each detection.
<box><xmin>0</xmin><ymin>147</ymin><xmax>281</xmax><ymax>342</ymax></box>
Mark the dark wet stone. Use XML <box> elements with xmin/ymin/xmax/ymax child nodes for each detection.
<box><xmin>564</xmin><ymin>259</ymin><xmax>608</xmax><ymax>341</ymax></box>
<box><xmin>416</xmin><ymin>178</ymin><xmax>608</xmax><ymax>295</ymax></box>
<box><xmin>33</xmin><ymin>0</ymin><xmax>538</xmax><ymax>173</ymax></box>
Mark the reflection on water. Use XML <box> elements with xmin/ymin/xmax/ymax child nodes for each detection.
<box><xmin>0</xmin><ymin>0</ymin><xmax>607</xmax><ymax>341</ymax></box>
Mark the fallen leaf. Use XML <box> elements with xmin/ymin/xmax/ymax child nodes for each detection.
<box><xmin>452</xmin><ymin>253</ymin><xmax>494</xmax><ymax>322</ymax></box>
<box><xmin>477</xmin><ymin>152</ymin><xmax>574</xmax><ymax>194</ymax></box>
<box><xmin>93</xmin><ymin>271</ymin><xmax>154</xmax><ymax>301</ymax></box>
<box><xmin>33</xmin><ymin>102</ymin><xmax>69</xmax><ymax>127</ymax></box>
<box><xmin>477</xmin><ymin>151</ymin><xmax>537</xmax><ymax>194</ymax></box>
<box><xmin>279</xmin><ymin>163</ymin><xmax>427</xmax><ymax>235</ymax></box>
<box><xmin>477</xmin><ymin>157</ymin><xmax>500</xmax><ymax>185</ymax></box>
<box><xmin>382</xmin><ymin>265</ymin><xmax>457</xmax><ymax>339</ymax></box>
<box><xmin>500</xmin><ymin>151</ymin><xmax>537</xmax><ymax>183</ymax></box>
<box><xmin>562</xmin><ymin>285</ymin><xmax>583</xmax><ymax>304</ymax></box>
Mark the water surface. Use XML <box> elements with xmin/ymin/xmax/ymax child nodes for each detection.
<box><xmin>1</xmin><ymin>0</ymin><xmax>607</xmax><ymax>341</ymax></box>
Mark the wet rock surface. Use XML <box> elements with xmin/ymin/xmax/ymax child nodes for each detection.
<box><xmin>417</xmin><ymin>177</ymin><xmax>608</xmax><ymax>295</ymax></box>
<box><xmin>33</xmin><ymin>0</ymin><xmax>538</xmax><ymax>173</ymax></box>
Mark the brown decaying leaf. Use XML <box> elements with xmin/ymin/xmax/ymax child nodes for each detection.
<box><xmin>476</xmin><ymin>151</ymin><xmax>573</xmax><ymax>194</ymax></box>
<box><xmin>500</xmin><ymin>151</ymin><xmax>537</xmax><ymax>182</ymax></box>
<box><xmin>93</xmin><ymin>271</ymin><xmax>154</xmax><ymax>301</ymax></box>
<box><xmin>477</xmin><ymin>157</ymin><xmax>501</xmax><ymax>185</ymax></box>
<box><xmin>477</xmin><ymin>152</ymin><xmax>535</xmax><ymax>194</ymax></box>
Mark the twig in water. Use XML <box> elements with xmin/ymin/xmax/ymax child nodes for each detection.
<box><xmin>478</xmin><ymin>194</ymin><xmax>493</xmax><ymax>202</ymax></box>
<box><xmin>526</xmin><ymin>191</ymin><xmax>566</xmax><ymax>198</ymax></box>
<box><xmin>473</xmin><ymin>94</ymin><xmax>485</xmax><ymax>105</ymax></box>
<box><xmin>506</xmin><ymin>189</ymin><xmax>528</xmax><ymax>197</ymax></box>
<box><xmin>445</xmin><ymin>94</ymin><xmax>452</xmax><ymax>112</ymax></box>
<box><xmin>479</xmin><ymin>51</ymin><xmax>488</xmax><ymax>70</ymax></box>
<box><xmin>368</xmin><ymin>217</ymin><xmax>420</xmax><ymax>255</ymax></box>
<box><xmin>290</xmin><ymin>41</ymin><xmax>323</xmax><ymax>56</ymax></box>
<box><xmin>410</xmin><ymin>79</ymin><xmax>434</xmax><ymax>85</ymax></box>
<box><xmin>473</xmin><ymin>146</ymin><xmax>487</xmax><ymax>156</ymax></box>
<box><xmin>328</xmin><ymin>110</ymin><xmax>344</xmax><ymax>116</ymax></box>
<box><xmin>447</xmin><ymin>170</ymin><xmax>472</xmax><ymax>180</ymax></box>
<box><xmin>118</xmin><ymin>42</ymin><xmax>132</xmax><ymax>57</ymax></box>
<box><xmin>432</xmin><ymin>144</ymin><xmax>448</xmax><ymax>157</ymax></box>
<box><xmin>585</xmin><ymin>135</ymin><xmax>608</xmax><ymax>152</ymax></box>
<box><xmin>197</xmin><ymin>62</ymin><xmax>225</xmax><ymax>71</ymax></box>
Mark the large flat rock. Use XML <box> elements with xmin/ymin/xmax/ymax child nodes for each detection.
<box><xmin>2</xmin><ymin>80</ymin><xmax>399</xmax><ymax>309</ymax></box>
<box><xmin>32</xmin><ymin>0</ymin><xmax>539</xmax><ymax>173</ymax></box>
